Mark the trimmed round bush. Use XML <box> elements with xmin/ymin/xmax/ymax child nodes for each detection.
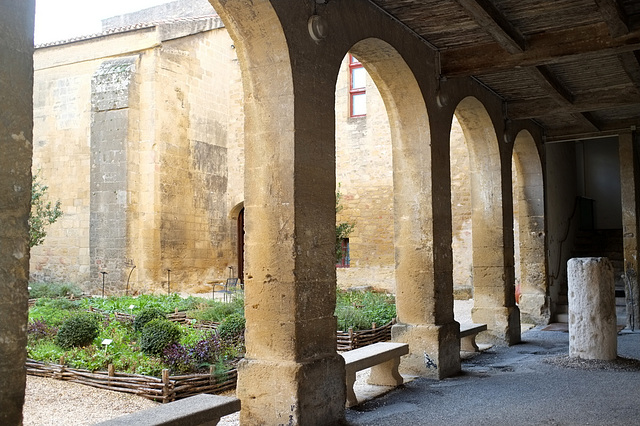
<box><xmin>140</xmin><ymin>318</ymin><xmax>182</xmax><ymax>356</ymax></box>
<box><xmin>55</xmin><ymin>312</ymin><xmax>101</xmax><ymax>348</ymax></box>
<box><xmin>217</xmin><ymin>313</ymin><xmax>245</xmax><ymax>341</ymax></box>
<box><xmin>134</xmin><ymin>307</ymin><xmax>166</xmax><ymax>333</ymax></box>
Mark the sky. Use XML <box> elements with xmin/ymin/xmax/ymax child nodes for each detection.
<box><xmin>35</xmin><ymin>0</ymin><xmax>172</xmax><ymax>44</ymax></box>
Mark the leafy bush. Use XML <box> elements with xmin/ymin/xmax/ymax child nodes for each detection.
<box><xmin>56</xmin><ymin>312</ymin><xmax>101</xmax><ymax>349</ymax></box>
<box><xmin>27</xmin><ymin>319</ymin><xmax>58</xmax><ymax>342</ymax></box>
<box><xmin>217</xmin><ymin>313</ymin><xmax>245</xmax><ymax>341</ymax></box>
<box><xmin>140</xmin><ymin>319</ymin><xmax>182</xmax><ymax>356</ymax></box>
<box><xmin>29</xmin><ymin>172</ymin><xmax>62</xmax><ymax>247</ymax></box>
<box><xmin>133</xmin><ymin>307</ymin><xmax>166</xmax><ymax>333</ymax></box>
<box><xmin>335</xmin><ymin>290</ymin><xmax>396</xmax><ymax>331</ymax></box>
<box><xmin>29</xmin><ymin>282</ymin><xmax>82</xmax><ymax>299</ymax></box>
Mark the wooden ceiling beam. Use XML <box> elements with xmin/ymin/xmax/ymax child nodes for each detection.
<box><xmin>526</xmin><ymin>65</ymin><xmax>574</xmax><ymax>105</ymax></box>
<box><xmin>455</xmin><ymin>0</ymin><xmax>526</xmax><ymax>54</ymax></box>
<box><xmin>594</xmin><ymin>0</ymin><xmax>629</xmax><ymax>37</ymax></box>
<box><xmin>441</xmin><ymin>23</ymin><xmax>640</xmax><ymax>77</ymax></box>
<box><xmin>618</xmin><ymin>50</ymin><xmax>640</xmax><ymax>89</ymax></box>
<box><xmin>507</xmin><ymin>86</ymin><xmax>640</xmax><ymax>119</ymax></box>
<box><xmin>579</xmin><ymin>112</ymin><xmax>602</xmax><ymax>131</ymax></box>
<box><xmin>546</xmin><ymin>118</ymin><xmax>640</xmax><ymax>141</ymax></box>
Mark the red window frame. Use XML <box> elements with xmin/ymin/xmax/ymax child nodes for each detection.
<box><xmin>348</xmin><ymin>54</ymin><xmax>366</xmax><ymax>117</ymax></box>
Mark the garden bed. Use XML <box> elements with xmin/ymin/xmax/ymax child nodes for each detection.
<box><xmin>25</xmin><ymin>290</ymin><xmax>396</xmax><ymax>401</ymax></box>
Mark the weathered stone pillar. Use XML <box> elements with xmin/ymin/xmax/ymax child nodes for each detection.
<box><xmin>513</xmin><ymin>131</ymin><xmax>549</xmax><ymax>324</ymax></box>
<box><xmin>392</xmin><ymin>110</ymin><xmax>460</xmax><ymax>380</ymax></box>
<box><xmin>221</xmin><ymin>3</ymin><xmax>345</xmax><ymax>424</ymax></box>
<box><xmin>619</xmin><ymin>131</ymin><xmax>640</xmax><ymax>330</ymax></box>
<box><xmin>568</xmin><ymin>257</ymin><xmax>617</xmax><ymax>360</ymax></box>
<box><xmin>454</xmin><ymin>96</ymin><xmax>520</xmax><ymax>345</ymax></box>
<box><xmin>0</xmin><ymin>1</ymin><xmax>34</xmax><ymax>424</ymax></box>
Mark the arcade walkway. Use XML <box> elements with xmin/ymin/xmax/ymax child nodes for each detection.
<box><xmin>345</xmin><ymin>327</ymin><xmax>640</xmax><ymax>425</ymax></box>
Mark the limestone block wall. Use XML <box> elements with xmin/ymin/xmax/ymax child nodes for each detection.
<box><xmin>134</xmin><ymin>28</ymin><xmax>241</xmax><ymax>293</ymax></box>
<box><xmin>335</xmin><ymin>55</ymin><xmax>395</xmax><ymax>291</ymax></box>
<box><xmin>32</xmin><ymin>19</ymin><xmax>243</xmax><ymax>294</ymax></box>
<box><xmin>32</xmin><ymin>50</ymin><xmax>99</xmax><ymax>286</ymax></box>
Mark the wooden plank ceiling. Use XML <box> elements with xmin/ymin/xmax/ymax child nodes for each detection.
<box><xmin>368</xmin><ymin>0</ymin><xmax>640</xmax><ymax>141</ymax></box>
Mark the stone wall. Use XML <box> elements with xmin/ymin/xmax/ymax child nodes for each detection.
<box><xmin>31</xmin><ymin>18</ymin><xmax>243</xmax><ymax>294</ymax></box>
<box><xmin>335</xmin><ymin>55</ymin><xmax>395</xmax><ymax>291</ymax></box>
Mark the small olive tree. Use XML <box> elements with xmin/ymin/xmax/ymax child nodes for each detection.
<box><xmin>29</xmin><ymin>173</ymin><xmax>62</xmax><ymax>247</ymax></box>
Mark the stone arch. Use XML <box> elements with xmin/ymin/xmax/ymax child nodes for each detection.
<box><xmin>341</xmin><ymin>38</ymin><xmax>459</xmax><ymax>378</ymax></box>
<box><xmin>454</xmin><ymin>96</ymin><xmax>518</xmax><ymax>343</ymax></box>
<box><xmin>228</xmin><ymin>201</ymin><xmax>243</xmax><ymax>220</ymax></box>
<box><xmin>512</xmin><ymin>129</ymin><xmax>549</xmax><ymax>324</ymax></box>
<box><xmin>229</xmin><ymin>201</ymin><xmax>245</xmax><ymax>282</ymax></box>
<box><xmin>348</xmin><ymin>38</ymin><xmax>433</xmax><ymax>327</ymax></box>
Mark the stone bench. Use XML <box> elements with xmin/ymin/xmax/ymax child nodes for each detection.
<box><xmin>459</xmin><ymin>323</ymin><xmax>487</xmax><ymax>352</ymax></box>
<box><xmin>340</xmin><ymin>341</ymin><xmax>409</xmax><ymax>407</ymax></box>
<box><xmin>96</xmin><ymin>394</ymin><xmax>240</xmax><ymax>426</ymax></box>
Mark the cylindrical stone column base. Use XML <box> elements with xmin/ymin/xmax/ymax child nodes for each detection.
<box><xmin>568</xmin><ymin>257</ymin><xmax>617</xmax><ymax>360</ymax></box>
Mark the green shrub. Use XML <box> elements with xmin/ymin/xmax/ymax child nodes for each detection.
<box><xmin>335</xmin><ymin>290</ymin><xmax>396</xmax><ymax>331</ymax></box>
<box><xmin>134</xmin><ymin>307</ymin><xmax>166</xmax><ymax>333</ymax></box>
<box><xmin>140</xmin><ymin>319</ymin><xmax>182</xmax><ymax>356</ymax></box>
<box><xmin>55</xmin><ymin>312</ymin><xmax>101</xmax><ymax>349</ymax></box>
<box><xmin>217</xmin><ymin>313</ymin><xmax>245</xmax><ymax>341</ymax></box>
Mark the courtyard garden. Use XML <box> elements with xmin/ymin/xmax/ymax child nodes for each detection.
<box><xmin>26</xmin><ymin>283</ymin><xmax>397</xmax><ymax>400</ymax></box>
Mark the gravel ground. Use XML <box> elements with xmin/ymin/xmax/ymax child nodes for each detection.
<box><xmin>23</xmin><ymin>376</ymin><xmax>241</xmax><ymax>425</ymax></box>
<box><xmin>23</xmin><ymin>376</ymin><xmax>159</xmax><ymax>425</ymax></box>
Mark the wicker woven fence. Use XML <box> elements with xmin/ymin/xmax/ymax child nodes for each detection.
<box><xmin>26</xmin><ymin>360</ymin><xmax>237</xmax><ymax>403</ymax></box>
<box><xmin>336</xmin><ymin>319</ymin><xmax>395</xmax><ymax>351</ymax></box>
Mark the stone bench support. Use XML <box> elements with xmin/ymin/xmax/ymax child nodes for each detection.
<box><xmin>459</xmin><ymin>323</ymin><xmax>487</xmax><ymax>352</ymax></box>
<box><xmin>340</xmin><ymin>342</ymin><xmax>409</xmax><ymax>407</ymax></box>
<box><xmin>96</xmin><ymin>394</ymin><xmax>240</xmax><ymax>426</ymax></box>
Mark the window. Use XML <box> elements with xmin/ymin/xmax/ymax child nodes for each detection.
<box><xmin>349</xmin><ymin>55</ymin><xmax>366</xmax><ymax>117</ymax></box>
<box><xmin>336</xmin><ymin>238</ymin><xmax>350</xmax><ymax>268</ymax></box>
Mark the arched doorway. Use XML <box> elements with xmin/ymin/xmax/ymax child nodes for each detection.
<box><xmin>237</xmin><ymin>207</ymin><xmax>244</xmax><ymax>284</ymax></box>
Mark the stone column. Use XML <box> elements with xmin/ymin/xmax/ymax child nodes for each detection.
<box><xmin>568</xmin><ymin>257</ymin><xmax>617</xmax><ymax>360</ymax></box>
<box><xmin>0</xmin><ymin>1</ymin><xmax>34</xmax><ymax>424</ymax></box>
<box><xmin>392</xmin><ymin>111</ymin><xmax>460</xmax><ymax>380</ymax></box>
<box><xmin>226</xmin><ymin>4</ymin><xmax>345</xmax><ymax>423</ymax></box>
<box><xmin>619</xmin><ymin>132</ymin><xmax>640</xmax><ymax>330</ymax></box>
<box><xmin>513</xmin><ymin>132</ymin><xmax>549</xmax><ymax>324</ymax></box>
